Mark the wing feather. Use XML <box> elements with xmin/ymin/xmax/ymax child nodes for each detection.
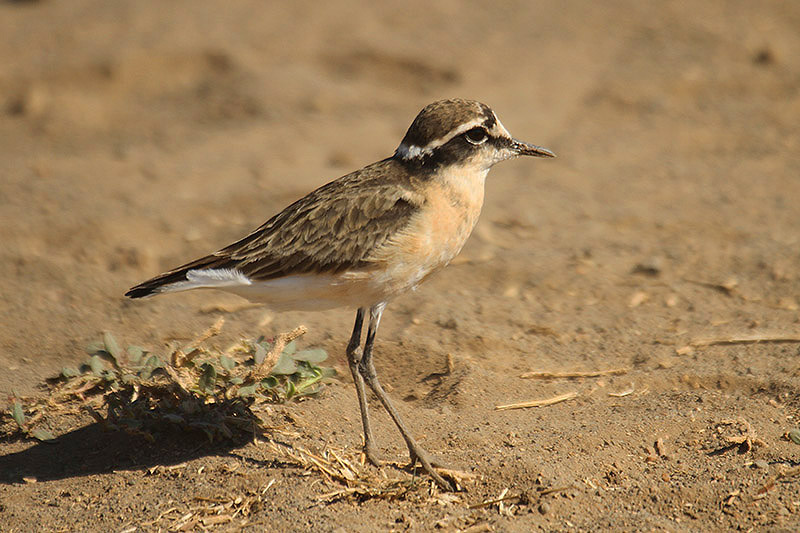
<box><xmin>126</xmin><ymin>158</ymin><xmax>425</xmax><ymax>298</ymax></box>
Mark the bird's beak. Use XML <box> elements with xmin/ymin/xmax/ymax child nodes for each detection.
<box><xmin>510</xmin><ymin>139</ymin><xmax>556</xmax><ymax>158</ymax></box>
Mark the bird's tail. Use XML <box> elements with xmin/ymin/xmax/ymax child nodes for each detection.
<box><xmin>125</xmin><ymin>253</ymin><xmax>238</xmax><ymax>298</ymax></box>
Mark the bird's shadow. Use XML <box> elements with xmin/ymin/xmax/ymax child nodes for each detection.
<box><xmin>0</xmin><ymin>423</ymin><xmax>251</xmax><ymax>484</ymax></box>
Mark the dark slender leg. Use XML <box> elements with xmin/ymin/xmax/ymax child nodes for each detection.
<box><xmin>345</xmin><ymin>308</ymin><xmax>381</xmax><ymax>465</ymax></box>
<box><xmin>358</xmin><ymin>303</ymin><xmax>453</xmax><ymax>490</ymax></box>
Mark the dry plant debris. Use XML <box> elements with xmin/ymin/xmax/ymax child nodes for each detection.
<box><xmin>683</xmin><ymin>276</ymin><xmax>739</xmax><ymax>296</ymax></box>
<box><xmin>520</xmin><ymin>368</ymin><xmax>629</xmax><ymax>379</ymax></box>
<box><xmin>709</xmin><ymin>417</ymin><xmax>768</xmax><ymax>455</ymax></box>
<box><xmin>260</xmin><ymin>439</ymin><xmax>465</xmax><ymax>503</ymax></box>
<box><xmin>495</xmin><ymin>391</ymin><xmax>578</xmax><ymax>411</ymax></box>
<box><xmin>137</xmin><ymin>482</ymin><xmax>277</xmax><ymax>531</ymax></box>
<box><xmin>689</xmin><ymin>333</ymin><xmax>800</xmax><ymax>348</ymax></box>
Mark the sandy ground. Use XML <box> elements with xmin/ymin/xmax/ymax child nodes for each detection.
<box><xmin>2</xmin><ymin>0</ymin><xmax>800</xmax><ymax>531</ymax></box>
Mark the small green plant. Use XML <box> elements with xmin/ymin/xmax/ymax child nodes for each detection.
<box><xmin>66</xmin><ymin>331</ymin><xmax>164</xmax><ymax>389</ymax></box>
<box><xmin>236</xmin><ymin>337</ymin><xmax>334</xmax><ymax>401</ymax></box>
<box><xmin>3</xmin><ymin>321</ymin><xmax>334</xmax><ymax>444</ymax></box>
<box><xmin>75</xmin><ymin>329</ymin><xmax>333</xmax><ymax>403</ymax></box>
<box><xmin>6</xmin><ymin>394</ymin><xmax>56</xmax><ymax>442</ymax></box>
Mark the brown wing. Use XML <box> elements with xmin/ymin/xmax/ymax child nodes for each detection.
<box><xmin>126</xmin><ymin>158</ymin><xmax>424</xmax><ymax>298</ymax></box>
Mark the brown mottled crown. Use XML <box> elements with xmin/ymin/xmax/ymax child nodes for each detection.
<box><xmin>398</xmin><ymin>99</ymin><xmax>496</xmax><ymax>151</ymax></box>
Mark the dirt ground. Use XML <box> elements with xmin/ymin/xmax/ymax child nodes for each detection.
<box><xmin>2</xmin><ymin>0</ymin><xmax>800</xmax><ymax>531</ymax></box>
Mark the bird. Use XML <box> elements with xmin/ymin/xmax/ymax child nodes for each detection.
<box><xmin>126</xmin><ymin>98</ymin><xmax>554</xmax><ymax>489</ymax></box>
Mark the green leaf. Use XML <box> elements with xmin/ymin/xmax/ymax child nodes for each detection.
<box><xmin>127</xmin><ymin>346</ymin><xmax>145</xmax><ymax>365</ymax></box>
<box><xmin>238</xmin><ymin>383</ymin><xmax>259</xmax><ymax>397</ymax></box>
<box><xmin>103</xmin><ymin>331</ymin><xmax>121</xmax><ymax>362</ymax></box>
<box><xmin>253</xmin><ymin>343</ymin><xmax>267</xmax><ymax>365</ymax></box>
<box><xmin>220</xmin><ymin>355</ymin><xmax>236</xmax><ymax>371</ymax></box>
<box><xmin>282</xmin><ymin>340</ymin><xmax>297</xmax><ymax>357</ymax></box>
<box><xmin>31</xmin><ymin>428</ymin><xmax>56</xmax><ymax>442</ymax></box>
<box><xmin>86</xmin><ymin>341</ymin><xmax>105</xmax><ymax>355</ymax></box>
<box><xmin>61</xmin><ymin>367</ymin><xmax>80</xmax><ymax>378</ymax></box>
<box><xmin>285</xmin><ymin>380</ymin><xmax>297</xmax><ymax>399</ymax></box>
<box><xmin>11</xmin><ymin>401</ymin><xmax>25</xmax><ymax>427</ymax></box>
<box><xmin>789</xmin><ymin>428</ymin><xmax>800</xmax><ymax>445</ymax></box>
<box><xmin>294</xmin><ymin>361</ymin><xmax>320</xmax><ymax>379</ymax></box>
<box><xmin>89</xmin><ymin>355</ymin><xmax>105</xmax><ymax>375</ymax></box>
<box><xmin>229</xmin><ymin>377</ymin><xmax>243</xmax><ymax>385</ymax></box>
<box><xmin>292</xmin><ymin>348</ymin><xmax>328</xmax><ymax>363</ymax></box>
<box><xmin>261</xmin><ymin>376</ymin><xmax>279</xmax><ymax>389</ymax></box>
<box><xmin>139</xmin><ymin>355</ymin><xmax>162</xmax><ymax>380</ymax></box>
<box><xmin>198</xmin><ymin>363</ymin><xmax>217</xmax><ymax>394</ymax></box>
<box><xmin>271</xmin><ymin>353</ymin><xmax>298</xmax><ymax>375</ymax></box>
<box><xmin>319</xmin><ymin>366</ymin><xmax>337</xmax><ymax>379</ymax></box>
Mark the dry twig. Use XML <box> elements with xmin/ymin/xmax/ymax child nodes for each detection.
<box><xmin>495</xmin><ymin>391</ymin><xmax>578</xmax><ymax>411</ymax></box>
<box><xmin>172</xmin><ymin>317</ymin><xmax>225</xmax><ymax>367</ymax></box>
<box><xmin>691</xmin><ymin>334</ymin><xmax>800</xmax><ymax>348</ymax></box>
<box><xmin>468</xmin><ymin>490</ymin><xmax>519</xmax><ymax>510</ymax></box>
<box><xmin>521</xmin><ymin>368</ymin><xmax>628</xmax><ymax>379</ymax></box>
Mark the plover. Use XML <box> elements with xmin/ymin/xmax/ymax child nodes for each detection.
<box><xmin>126</xmin><ymin>99</ymin><xmax>554</xmax><ymax>489</ymax></box>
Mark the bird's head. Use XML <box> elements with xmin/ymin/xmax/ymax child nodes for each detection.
<box><xmin>394</xmin><ymin>99</ymin><xmax>554</xmax><ymax>171</ymax></box>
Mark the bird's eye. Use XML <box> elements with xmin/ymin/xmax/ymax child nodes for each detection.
<box><xmin>464</xmin><ymin>127</ymin><xmax>488</xmax><ymax>145</ymax></box>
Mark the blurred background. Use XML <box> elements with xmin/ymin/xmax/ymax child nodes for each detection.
<box><xmin>1</xmin><ymin>0</ymin><xmax>799</xmax><ymax>528</ymax></box>
<box><xmin>2</xmin><ymin>0</ymin><xmax>797</xmax><ymax>390</ymax></box>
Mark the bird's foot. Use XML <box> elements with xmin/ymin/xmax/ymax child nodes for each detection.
<box><xmin>363</xmin><ymin>443</ymin><xmax>383</xmax><ymax>467</ymax></box>
<box><xmin>408</xmin><ymin>448</ymin><xmax>451</xmax><ymax>471</ymax></box>
<box><xmin>405</xmin><ymin>446</ymin><xmax>457</xmax><ymax>491</ymax></box>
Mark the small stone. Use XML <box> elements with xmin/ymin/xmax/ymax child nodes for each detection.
<box><xmin>632</xmin><ymin>257</ymin><xmax>663</xmax><ymax>277</ymax></box>
<box><xmin>436</xmin><ymin>317</ymin><xmax>458</xmax><ymax>330</ymax></box>
<box><xmin>753</xmin><ymin>47</ymin><xmax>775</xmax><ymax>65</ymax></box>
<box><xmin>753</xmin><ymin>460</ymin><xmax>769</xmax><ymax>469</ymax></box>
<box><xmin>538</xmin><ymin>502</ymin><xmax>550</xmax><ymax>515</ymax></box>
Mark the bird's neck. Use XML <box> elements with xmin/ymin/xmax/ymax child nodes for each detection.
<box><xmin>435</xmin><ymin>164</ymin><xmax>489</xmax><ymax>214</ymax></box>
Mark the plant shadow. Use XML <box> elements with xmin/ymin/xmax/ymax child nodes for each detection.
<box><xmin>0</xmin><ymin>423</ymin><xmax>252</xmax><ymax>484</ymax></box>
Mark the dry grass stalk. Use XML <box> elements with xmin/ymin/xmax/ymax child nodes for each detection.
<box><xmin>171</xmin><ymin>317</ymin><xmax>225</xmax><ymax>367</ymax></box>
<box><xmin>495</xmin><ymin>391</ymin><xmax>578</xmax><ymax>411</ymax></box>
<box><xmin>263</xmin><ymin>439</ymin><xmax>434</xmax><ymax>502</ymax></box>
<box><xmin>468</xmin><ymin>489</ymin><xmax>518</xmax><ymax>510</ymax></box>
<box><xmin>247</xmin><ymin>325</ymin><xmax>308</xmax><ymax>382</ymax></box>
<box><xmin>691</xmin><ymin>334</ymin><xmax>800</xmax><ymax>347</ymax></box>
<box><xmin>266</xmin><ymin>440</ymin><xmax>360</xmax><ymax>486</ymax></box>
<box><xmin>521</xmin><ymin>368</ymin><xmax>628</xmax><ymax>380</ymax></box>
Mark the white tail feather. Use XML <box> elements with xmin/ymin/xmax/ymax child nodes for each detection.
<box><xmin>161</xmin><ymin>268</ymin><xmax>252</xmax><ymax>293</ymax></box>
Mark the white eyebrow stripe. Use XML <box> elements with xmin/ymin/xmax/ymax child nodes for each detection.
<box><xmin>395</xmin><ymin>117</ymin><xmax>487</xmax><ymax>160</ymax></box>
<box><xmin>395</xmin><ymin>143</ymin><xmax>427</xmax><ymax>159</ymax></box>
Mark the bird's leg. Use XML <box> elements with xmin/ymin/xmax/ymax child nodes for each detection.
<box><xmin>345</xmin><ymin>308</ymin><xmax>381</xmax><ymax>466</ymax></box>
<box><xmin>358</xmin><ymin>303</ymin><xmax>453</xmax><ymax>491</ymax></box>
